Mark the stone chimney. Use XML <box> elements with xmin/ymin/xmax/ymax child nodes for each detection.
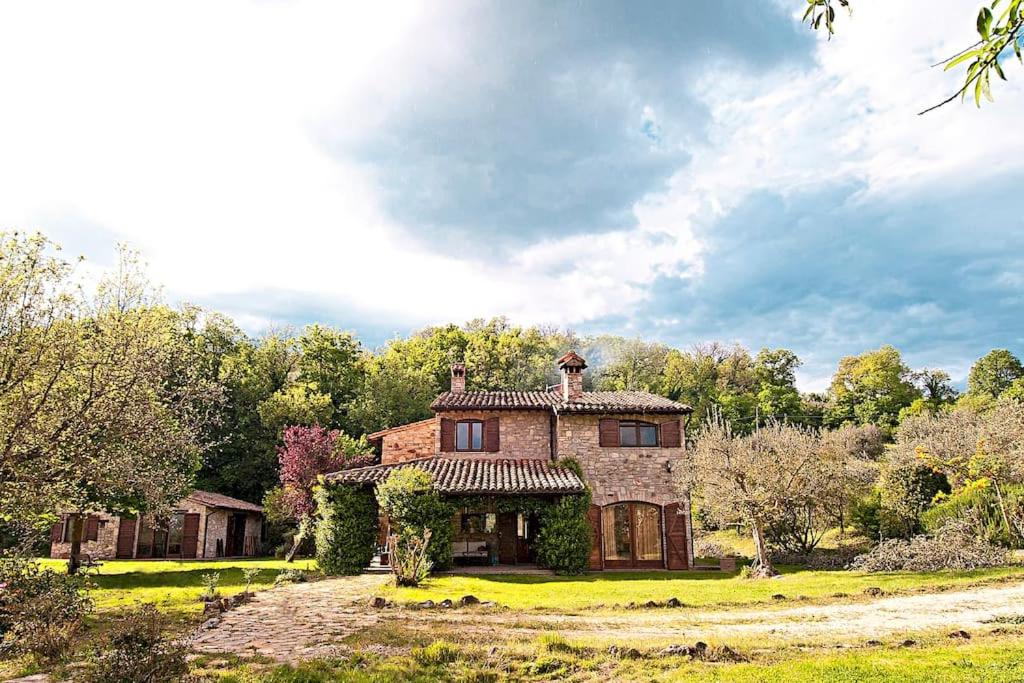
<box><xmin>450</xmin><ymin>362</ymin><xmax>466</xmax><ymax>394</ymax></box>
<box><xmin>557</xmin><ymin>351</ymin><xmax>587</xmax><ymax>401</ymax></box>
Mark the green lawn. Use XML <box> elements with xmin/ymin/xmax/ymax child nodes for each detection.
<box><xmin>378</xmin><ymin>565</ymin><xmax>1024</xmax><ymax>610</ymax></box>
<box><xmin>35</xmin><ymin>557</ymin><xmax>317</xmax><ymax>614</ymax></box>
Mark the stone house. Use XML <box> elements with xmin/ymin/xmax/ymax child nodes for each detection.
<box><xmin>49</xmin><ymin>490</ymin><xmax>264</xmax><ymax>560</ymax></box>
<box><xmin>329</xmin><ymin>352</ymin><xmax>695</xmax><ymax>570</ymax></box>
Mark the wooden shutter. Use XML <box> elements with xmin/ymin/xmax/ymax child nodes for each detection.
<box><xmin>182</xmin><ymin>513</ymin><xmax>200</xmax><ymax>558</ymax></box>
<box><xmin>587</xmin><ymin>504</ymin><xmax>603</xmax><ymax>570</ymax></box>
<box><xmin>440</xmin><ymin>418</ymin><xmax>456</xmax><ymax>452</ymax></box>
<box><xmin>116</xmin><ymin>518</ymin><xmax>137</xmax><ymax>558</ymax></box>
<box><xmin>598</xmin><ymin>419</ymin><xmax>620</xmax><ymax>447</ymax></box>
<box><xmin>484</xmin><ymin>417</ymin><xmax>500</xmax><ymax>452</ymax></box>
<box><xmin>85</xmin><ymin>515</ymin><xmax>99</xmax><ymax>542</ymax></box>
<box><xmin>664</xmin><ymin>502</ymin><xmax>689</xmax><ymax>570</ymax></box>
<box><xmin>660</xmin><ymin>419</ymin><xmax>681</xmax><ymax>448</ymax></box>
<box><xmin>50</xmin><ymin>517</ymin><xmax>65</xmax><ymax>542</ymax></box>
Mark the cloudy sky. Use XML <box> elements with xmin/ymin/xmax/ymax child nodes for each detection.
<box><xmin>1</xmin><ymin>1</ymin><xmax>1022</xmax><ymax>390</ymax></box>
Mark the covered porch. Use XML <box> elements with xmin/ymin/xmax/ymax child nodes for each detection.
<box><xmin>328</xmin><ymin>456</ymin><xmax>587</xmax><ymax>570</ymax></box>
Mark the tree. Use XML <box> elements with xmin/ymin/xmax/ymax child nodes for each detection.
<box><xmin>753</xmin><ymin>348</ymin><xmax>802</xmax><ymax>419</ymax></box>
<box><xmin>662</xmin><ymin>343</ymin><xmax>759</xmax><ymax>430</ymax></box>
<box><xmin>591</xmin><ymin>337</ymin><xmax>670</xmax><ymax>392</ymax></box>
<box><xmin>295</xmin><ymin>325</ymin><xmax>366</xmax><ymax>431</ymax></box>
<box><xmin>0</xmin><ymin>234</ymin><xmax>221</xmax><ymax>572</ymax></box>
<box><xmin>277</xmin><ymin>425</ymin><xmax>373</xmax><ymax>561</ymax></box>
<box><xmin>680</xmin><ymin>414</ymin><xmax>830</xmax><ymax>576</ymax></box>
<box><xmin>967</xmin><ymin>349</ymin><xmax>1023</xmax><ymax>398</ymax></box>
<box><xmin>826</xmin><ymin>346</ymin><xmax>921</xmax><ymax>430</ymax></box>
<box><xmin>803</xmin><ymin>0</ymin><xmax>1024</xmax><ymax>113</ymax></box>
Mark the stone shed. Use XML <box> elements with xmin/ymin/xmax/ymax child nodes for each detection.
<box><xmin>50</xmin><ymin>489</ymin><xmax>264</xmax><ymax>560</ymax></box>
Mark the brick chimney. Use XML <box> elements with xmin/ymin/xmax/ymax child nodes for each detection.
<box><xmin>557</xmin><ymin>351</ymin><xmax>587</xmax><ymax>401</ymax></box>
<box><xmin>450</xmin><ymin>362</ymin><xmax>466</xmax><ymax>394</ymax></box>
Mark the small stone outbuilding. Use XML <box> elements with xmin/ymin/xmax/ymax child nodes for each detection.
<box><xmin>49</xmin><ymin>490</ymin><xmax>263</xmax><ymax>560</ymax></box>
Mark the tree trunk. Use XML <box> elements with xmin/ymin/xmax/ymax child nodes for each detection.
<box><xmin>67</xmin><ymin>514</ymin><xmax>84</xmax><ymax>575</ymax></box>
<box><xmin>750</xmin><ymin>520</ymin><xmax>777</xmax><ymax>578</ymax></box>
<box><xmin>286</xmin><ymin>516</ymin><xmax>310</xmax><ymax>563</ymax></box>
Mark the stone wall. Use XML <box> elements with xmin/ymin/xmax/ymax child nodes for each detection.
<box><xmin>49</xmin><ymin>512</ymin><xmax>120</xmax><ymax>560</ymax></box>
<box><xmin>436</xmin><ymin>410</ymin><xmax>552</xmax><ymax>459</ymax></box>
<box><xmin>204</xmin><ymin>509</ymin><xmax>229</xmax><ymax>558</ymax></box>
<box><xmin>379</xmin><ymin>418</ymin><xmax>438</xmax><ymax>464</ymax></box>
<box><xmin>556</xmin><ymin>413</ymin><xmax>683</xmax><ymax>506</ymax></box>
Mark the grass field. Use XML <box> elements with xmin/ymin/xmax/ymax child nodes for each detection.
<box><xmin>378</xmin><ymin>565</ymin><xmax>1024</xmax><ymax>610</ymax></box>
<box><xmin>36</xmin><ymin>557</ymin><xmax>317</xmax><ymax>614</ymax></box>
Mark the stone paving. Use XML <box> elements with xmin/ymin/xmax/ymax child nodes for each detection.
<box><xmin>191</xmin><ymin>574</ymin><xmax>388</xmax><ymax>662</ymax></box>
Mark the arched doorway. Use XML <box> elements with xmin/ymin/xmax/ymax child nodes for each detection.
<box><xmin>602</xmin><ymin>502</ymin><xmax>663</xmax><ymax>568</ymax></box>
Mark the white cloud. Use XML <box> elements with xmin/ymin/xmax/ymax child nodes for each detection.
<box><xmin>0</xmin><ymin>0</ymin><xmax>1020</xmax><ymax>347</ymax></box>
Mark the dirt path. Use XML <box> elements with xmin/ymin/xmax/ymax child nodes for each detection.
<box><xmin>191</xmin><ymin>574</ymin><xmax>387</xmax><ymax>661</ymax></box>
<box><xmin>401</xmin><ymin>580</ymin><xmax>1024</xmax><ymax>643</ymax></box>
<box><xmin>192</xmin><ymin>577</ymin><xmax>1024</xmax><ymax>661</ymax></box>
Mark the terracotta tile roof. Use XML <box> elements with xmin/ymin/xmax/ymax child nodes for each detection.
<box><xmin>431</xmin><ymin>391</ymin><xmax>560</xmax><ymax>411</ymax></box>
<box><xmin>558</xmin><ymin>391</ymin><xmax>692</xmax><ymax>414</ymax></box>
<box><xmin>326</xmin><ymin>457</ymin><xmax>586</xmax><ymax>495</ymax></box>
<box><xmin>186</xmin><ymin>490</ymin><xmax>263</xmax><ymax>513</ymax></box>
<box><xmin>431</xmin><ymin>390</ymin><xmax>691</xmax><ymax>414</ymax></box>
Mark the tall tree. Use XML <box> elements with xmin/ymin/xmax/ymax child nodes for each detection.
<box><xmin>967</xmin><ymin>349</ymin><xmax>1023</xmax><ymax>398</ymax></box>
<box><xmin>295</xmin><ymin>325</ymin><xmax>366</xmax><ymax>431</ymax></box>
<box><xmin>753</xmin><ymin>348</ymin><xmax>802</xmax><ymax>419</ymax></box>
<box><xmin>0</xmin><ymin>234</ymin><xmax>221</xmax><ymax>572</ymax></box>
<box><xmin>662</xmin><ymin>343</ymin><xmax>758</xmax><ymax>430</ymax></box>
<box><xmin>590</xmin><ymin>337</ymin><xmax>670</xmax><ymax>392</ymax></box>
<box><xmin>826</xmin><ymin>345</ymin><xmax>921</xmax><ymax>430</ymax></box>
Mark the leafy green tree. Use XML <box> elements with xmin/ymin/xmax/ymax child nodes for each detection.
<box><xmin>803</xmin><ymin>0</ymin><xmax>1024</xmax><ymax>113</ymax></box>
<box><xmin>591</xmin><ymin>337</ymin><xmax>670</xmax><ymax>392</ymax></box>
<box><xmin>257</xmin><ymin>383</ymin><xmax>334</xmax><ymax>434</ymax></box>
<box><xmin>662</xmin><ymin>343</ymin><xmax>758</xmax><ymax>430</ymax></box>
<box><xmin>826</xmin><ymin>346</ymin><xmax>921</xmax><ymax>430</ymax></box>
<box><xmin>753</xmin><ymin>348</ymin><xmax>802</xmax><ymax>419</ymax></box>
<box><xmin>295</xmin><ymin>325</ymin><xmax>366</xmax><ymax>430</ymax></box>
<box><xmin>967</xmin><ymin>349</ymin><xmax>1023</xmax><ymax>398</ymax></box>
<box><xmin>348</xmin><ymin>354</ymin><xmax>438</xmax><ymax>434</ymax></box>
<box><xmin>0</xmin><ymin>234</ymin><xmax>221</xmax><ymax>572</ymax></box>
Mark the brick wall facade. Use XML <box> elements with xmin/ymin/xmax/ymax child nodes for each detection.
<box><xmin>379</xmin><ymin>418</ymin><xmax>438</xmax><ymax>465</ymax></box>
<box><xmin>435</xmin><ymin>410</ymin><xmax>552</xmax><ymax>459</ymax></box>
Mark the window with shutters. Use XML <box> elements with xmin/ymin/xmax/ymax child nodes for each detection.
<box><xmin>618</xmin><ymin>420</ymin><xmax>658</xmax><ymax>447</ymax></box>
<box><xmin>456</xmin><ymin>420</ymin><xmax>484</xmax><ymax>451</ymax></box>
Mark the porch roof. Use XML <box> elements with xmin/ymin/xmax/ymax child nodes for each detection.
<box><xmin>325</xmin><ymin>457</ymin><xmax>586</xmax><ymax>495</ymax></box>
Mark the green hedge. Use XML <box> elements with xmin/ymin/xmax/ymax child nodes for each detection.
<box><xmin>376</xmin><ymin>469</ymin><xmax>455</xmax><ymax>571</ymax></box>
<box><xmin>535</xmin><ymin>492</ymin><xmax>592</xmax><ymax>575</ymax></box>
<box><xmin>314</xmin><ymin>482</ymin><xmax>378</xmax><ymax>575</ymax></box>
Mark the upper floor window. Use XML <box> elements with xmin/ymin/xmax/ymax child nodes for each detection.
<box><xmin>456</xmin><ymin>420</ymin><xmax>484</xmax><ymax>451</ymax></box>
<box><xmin>619</xmin><ymin>420</ymin><xmax>658</xmax><ymax>447</ymax></box>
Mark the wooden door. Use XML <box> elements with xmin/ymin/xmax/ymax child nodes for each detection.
<box><xmin>664</xmin><ymin>503</ymin><xmax>688</xmax><ymax>570</ymax></box>
<box><xmin>587</xmin><ymin>505</ymin><xmax>603</xmax><ymax>570</ymax></box>
<box><xmin>182</xmin><ymin>513</ymin><xmax>200</xmax><ymax>559</ymax></box>
<box><xmin>116</xmin><ymin>518</ymin><xmax>137</xmax><ymax>559</ymax></box>
<box><xmin>497</xmin><ymin>512</ymin><xmax>517</xmax><ymax>564</ymax></box>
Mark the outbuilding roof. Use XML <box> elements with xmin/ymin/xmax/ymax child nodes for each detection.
<box><xmin>326</xmin><ymin>457</ymin><xmax>586</xmax><ymax>495</ymax></box>
<box><xmin>186</xmin><ymin>490</ymin><xmax>263</xmax><ymax>513</ymax></box>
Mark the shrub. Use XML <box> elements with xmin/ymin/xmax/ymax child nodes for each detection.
<box><xmin>242</xmin><ymin>567</ymin><xmax>262</xmax><ymax>594</ymax></box>
<box><xmin>0</xmin><ymin>555</ymin><xmax>93</xmax><ymax>661</ymax></box>
<box><xmin>314</xmin><ymin>482</ymin><xmax>378</xmax><ymax>575</ymax></box>
<box><xmin>376</xmin><ymin>469</ymin><xmax>454</xmax><ymax>571</ymax></box>
<box><xmin>199</xmin><ymin>571</ymin><xmax>220</xmax><ymax>601</ymax></box>
<box><xmin>535</xmin><ymin>492</ymin><xmax>592</xmax><ymax>575</ymax></box>
<box><xmin>274</xmin><ymin>568</ymin><xmax>309</xmax><ymax>586</ymax></box>
<box><xmin>923</xmin><ymin>480</ymin><xmax>1024</xmax><ymax>548</ymax></box>
<box><xmin>388</xmin><ymin>528</ymin><xmax>433</xmax><ymax>587</ymax></box>
<box><xmin>850</xmin><ymin>518</ymin><xmax>1008</xmax><ymax>572</ymax></box>
<box><xmin>86</xmin><ymin>603</ymin><xmax>189</xmax><ymax>683</ymax></box>
<box><xmin>878</xmin><ymin>454</ymin><xmax>950</xmax><ymax>538</ymax></box>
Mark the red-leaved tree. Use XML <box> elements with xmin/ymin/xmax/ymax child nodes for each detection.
<box><xmin>277</xmin><ymin>425</ymin><xmax>374</xmax><ymax>561</ymax></box>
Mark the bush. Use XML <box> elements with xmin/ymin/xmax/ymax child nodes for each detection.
<box><xmin>878</xmin><ymin>454</ymin><xmax>950</xmax><ymax>538</ymax></box>
<box><xmin>388</xmin><ymin>529</ymin><xmax>433</xmax><ymax>587</ymax></box>
<box><xmin>86</xmin><ymin>603</ymin><xmax>189</xmax><ymax>683</ymax></box>
<box><xmin>274</xmin><ymin>568</ymin><xmax>309</xmax><ymax>586</ymax></box>
<box><xmin>376</xmin><ymin>469</ymin><xmax>454</xmax><ymax>571</ymax></box>
<box><xmin>923</xmin><ymin>480</ymin><xmax>1023</xmax><ymax>548</ymax></box>
<box><xmin>850</xmin><ymin>517</ymin><xmax>1008</xmax><ymax>572</ymax></box>
<box><xmin>314</xmin><ymin>482</ymin><xmax>378</xmax><ymax>575</ymax></box>
<box><xmin>535</xmin><ymin>492</ymin><xmax>592</xmax><ymax>575</ymax></box>
<box><xmin>0</xmin><ymin>555</ymin><xmax>93</xmax><ymax>660</ymax></box>
<box><xmin>412</xmin><ymin>639</ymin><xmax>460</xmax><ymax>665</ymax></box>
<box><xmin>199</xmin><ymin>571</ymin><xmax>220</xmax><ymax>601</ymax></box>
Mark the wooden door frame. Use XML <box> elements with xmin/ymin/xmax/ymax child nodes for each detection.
<box><xmin>602</xmin><ymin>502</ymin><xmax>665</xmax><ymax>569</ymax></box>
